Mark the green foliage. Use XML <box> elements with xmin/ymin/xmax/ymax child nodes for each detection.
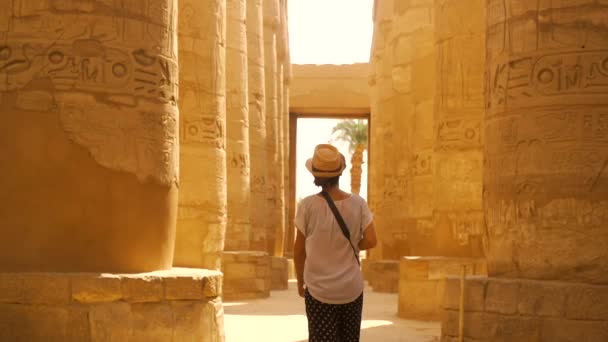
<box><xmin>331</xmin><ymin>119</ymin><xmax>368</xmax><ymax>152</ymax></box>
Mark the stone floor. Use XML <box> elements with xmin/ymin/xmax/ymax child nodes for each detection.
<box><xmin>224</xmin><ymin>280</ymin><xmax>440</xmax><ymax>342</ymax></box>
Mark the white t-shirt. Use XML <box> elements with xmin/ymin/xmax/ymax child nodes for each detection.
<box><xmin>295</xmin><ymin>193</ymin><xmax>374</xmax><ymax>304</ymax></box>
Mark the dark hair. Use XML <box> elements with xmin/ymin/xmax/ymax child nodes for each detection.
<box><xmin>314</xmin><ymin>175</ymin><xmax>340</xmax><ymax>187</ymax></box>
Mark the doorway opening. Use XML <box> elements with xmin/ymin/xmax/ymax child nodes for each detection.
<box><xmin>286</xmin><ymin>113</ymin><xmax>370</xmax><ymax>257</ymax></box>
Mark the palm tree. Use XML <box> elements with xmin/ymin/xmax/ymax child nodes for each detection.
<box><xmin>331</xmin><ymin>119</ymin><xmax>368</xmax><ymax>195</ymax></box>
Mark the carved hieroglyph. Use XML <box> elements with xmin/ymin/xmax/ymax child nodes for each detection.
<box><xmin>247</xmin><ymin>0</ymin><xmax>268</xmax><ymax>253</ymax></box>
<box><xmin>432</xmin><ymin>0</ymin><xmax>485</xmax><ymax>257</ymax></box>
<box><xmin>370</xmin><ymin>0</ymin><xmax>488</xmax><ymax>260</ymax></box>
<box><xmin>370</xmin><ymin>0</ymin><xmax>437</xmax><ymax>260</ymax></box>
<box><xmin>175</xmin><ymin>0</ymin><xmax>227</xmax><ymax>270</ymax></box>
<box><xmin>225</xmin><ymin>0</ymin><xmax>252</xmax><ymax>252</ymax></box>
<box><xmin>0</xmin><ymin>0</ymin><xmax>179</xmax><ymax>272</ymax></box>
<box><xmin>485</xmin><ymin>0</ymin><xmax>608</xmax><ymax>284</ymax></box>
<box><xmin>263</xmin><ymin>0</ymin><xmax>284</xmax><ymax>256</ymax></box>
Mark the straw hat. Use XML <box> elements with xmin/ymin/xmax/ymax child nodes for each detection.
<box><xmin>305</xmin><ymin>144</ymin><xmax>346</xmax><ymax>178</ymax></box>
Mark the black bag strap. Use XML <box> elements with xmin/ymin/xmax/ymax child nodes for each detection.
<box><xmin>320</xmin><ymin>191</ymin><xmax>360</xmax><ymax>266</ymax></box>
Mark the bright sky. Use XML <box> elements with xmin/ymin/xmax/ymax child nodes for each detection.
<box><xmin>288</xmin><ymin>0</ymin><xmax>375</xmax><ymax>64</ymax></box>
<box><xmin>296</xmin><ymin>119</ymin><xmax>368</xmax><ymax>201</ymax></box>
<box><xmin>288</xmin><ymin>2</ymin><xmax>373</xmax><ymax>199</ymax></box>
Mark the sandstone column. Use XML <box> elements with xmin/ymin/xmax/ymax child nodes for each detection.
<box><xmin>395</xmin><ymin>0</ymin><xmax>437</xmax><ymax>258</ymax></box>
<box><xmin>0</xmin><ymin>0</ymin><xmax>179</xmax><ymax>272</ymax></box>
<box><xmin>441</xmin><ymin>2</ymin><xmax>608</xmax><ymax>340</ymax></box>
<box><xmin>368</xmin><ymin>0</ymin><xmax>398</xmax><ymax>260</ymax></box>
<box><xmin>371</xmin><ymin>0</ymin><xmax>437</xmax><ymax>260</ymax></box>
<box><xmin>432</xmin><ymin>0</ymin><xmax>485</xmax><ymax>257</ymax></box>
<box><xmin>282</xmin><ymin>1</ymin><xmax>294</xmax><ymax>256</ymax></box>
<box><xmin>263</xmin><ymin>0</ymin><xmax>283</xmax><ymax>256</ymax></box>
<box><xmin>247</xmin><ymin>0</ymin><xmax>269</xmax><ymax>252</ymax></box>
<box><xmin>225</xmin><ymin>0</ymin><xmax>252</xmax><ymax>251</ymax></box>
<box><xmin>484</xmin><ymin>0</ymin><xmax>608</xmax><ymax>284</ymax></box>
<box><xmin>275</xmin><ymin>30</ymin><xmax>286</xmax><ymax>257</ymax></box>
<box><xmin>176</xmin><ymin>0</ymin><xmax>227</xmax><ymax>270</ymax></box>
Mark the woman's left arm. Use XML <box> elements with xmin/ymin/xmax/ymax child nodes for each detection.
<box><xmin>294</xmin><ymin>230</ymin><xmax>307</xmax><ymax>298</ymax></box>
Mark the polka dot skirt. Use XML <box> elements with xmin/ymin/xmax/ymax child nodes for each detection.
<box><xmin>305</xmin><ymin>289</ymin><xmax>363</xmax><ymax>342</ymax></box>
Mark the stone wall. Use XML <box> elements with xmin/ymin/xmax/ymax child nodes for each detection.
<box><xmin>364</xmin><ymin>260</ymin><xmax>400</xmax><ymax>293</ymax></box>
<box><xmin>271</xmin><ymin>256</ymin><xmax>289</xmax><ymax>290</ymax></box>
<box><xmin>441</xmin><ymin>277</ymin><xmax>608</xmax><ymax>341</ymax></box>
<box><xmin>399</xmin><ymin>257</ymin><xmax>486</xmax><ymax>320</ymax></box>
<box><xmin>0</xmin><ymin>269</ymin><xmax>224</xmax><ymax>342</ymax></box>
<box><xmin>222</xmin><ymin>252</ymin><xmax>271</xmax><ymax>300</ymax></box>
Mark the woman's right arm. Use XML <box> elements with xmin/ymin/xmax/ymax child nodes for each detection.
<box><xmin>358</xmin><ymin>222</ymin><xmax>377</xmax><ymax>250</ymax></box>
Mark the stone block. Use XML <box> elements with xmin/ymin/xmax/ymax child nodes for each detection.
<box><xmin>172</xmin><ymin>302</ymin><xmax>206</xmax><ymax>341</ymax></box>
<box><xmin>484</xmin><ymin>314</ymin><xmax>541</xmax><ymax>342</ymax></box>
<box><xmin>131</xmin><ymin>303</ymin><xmax>173</xmax><ymax>342</ymax></box>
<box><xmin>222</xmin><ymin>252</ymin><xmax>238</xmax><ymax>263</ymax></box>
<box><xmin>442</xmin><ymin>276</ymin><xmax>486</xmax><ymax>312</ymax></box>
<box><xmin>72</xmin><ymin>274</ymin><xmax>122</xmax><ymax>303</ymax></box>
<box><xmin>203</xmin><ymin>273</ymin><xmax>223</xmax><ymax>298</ymax></box>
<box><xmin>565</xmin><ymin>284</ymin><xmax>608</xmax><ymax>320</ymax></box>
<box><xmin>366</xmin><ymin>259</ymin><xmax>400</xmax><ymax>292</ymax></box>
<box><xmin>398</xmin><ymin>279</ymin><xmax>442</xmax><ymax>320</ymax></box>
<box><xmin>271</xmin><ymin>258</ymin><xmax>289</xmax><ymax>290</ymax></box>
<box><xmin>23</xmin><ymin>274</ymin><xmax>71</xmax><ymax>305</ymax></box>
<box><xmin>121</xmin><ymin>276</ymin><xmax>163</xmax><ymax>303</ymax></box>
<box><xmin>401</xmin><ymin>258</ymin><xmax>430</xmax><ymax>279</ymax></box>
<box><xmin>164</xmin><ymin>275</ymin><xmax>204</xmax><ymax>300</ymax></box>
<box><xmin>67</xmin><ymin>307</ymin><xmax>91</xmax><ymax>342</ymax></box>
<box><xmin>256</xmin><ymin>265</ymin><xmax>270</xmax><ymax>277</ymax></box>
<box><xmin>89</xmin><ymin>302</ymin><xmax>132</xmax><ymax>342</ymax></box>
<box><xmin>0</xmin><ymin>273</ymin><xmax>22</xmax><ymax>303</ymax></box>
<box><xmin>517</xmin><ymin>280</ymin><xmax>567</xmax><ymax>317</ymax></box>
<box><xmin>442</xmin><ymin>309</ymin><xmax>486</xmax><ymax>340</ymax></box>
<box><xmin>0</xmin><ymin>304</ymin><xmax>71</xmax><ymax>341</ymax></box>
<box><xmin>224</xmin><ymin>262</ymin><xmax>257</xmax><ymax>279</ymax></box>
<box><xmin>541</xmin><ymin>318</ymin><xmax>608</xmax><ymax>342</ymax></box>
<box><xmin>0</xmin><ymin>273</ymin><xmax>71</xmax><ymax>305</ymax></box>
<box><xmin>485</xmin><ymin>279</ymin><xmax>520</xmax><ymax>315</ymax></box>
<box><xmin>201</xmin><ymin>299</ymin><xmax>225</xmax><ymax>342</ymax></box>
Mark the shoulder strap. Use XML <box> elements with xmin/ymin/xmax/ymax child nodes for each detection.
<box><xmin>320</xmin><ymin>191</ymin><xmax>360</xmax><ymax>266</ymax></box>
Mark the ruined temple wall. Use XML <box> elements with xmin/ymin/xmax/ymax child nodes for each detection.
<box><xmin>225</xmin><ymin>0</ymin><xmax>252</xmax><ymax>252</ymax></box>
<box><xmin>175</xmin><ymin>0</ymin><xmax>227</xmax><ymax>270</ymax></box>
<box><xmin>0</xmin><ymin>0</ymin><xmax>179</xmax><ymax>273</ymax></box>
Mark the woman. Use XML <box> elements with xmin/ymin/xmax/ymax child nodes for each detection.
<box><xmin>294</xmin><ymin>144</ymin><xmax>377</xmax><ymax>342</ymax></box>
